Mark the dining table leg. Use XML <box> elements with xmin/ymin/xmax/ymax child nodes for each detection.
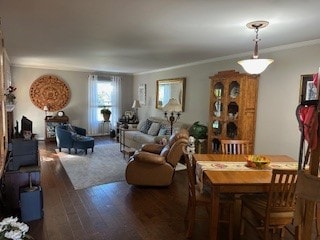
<box><xmin>234</xmin><ymin>194</ymin><xmax>242</xmax><ymax>238</ymax></box>
<box><xmin>210</xmin><ymin>186</ymin><xmax>220</xmax><ymax>240</ymax></box>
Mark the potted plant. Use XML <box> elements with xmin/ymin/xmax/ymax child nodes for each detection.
<box><xmin>4</xmin><ymin>85</ymin><xmax>17</xmax><ymax>104</ymax></box>
<box><xmin>100</xmin><ymin>108</ymin><xmax>111</xmax><ymax>121</ymax></box>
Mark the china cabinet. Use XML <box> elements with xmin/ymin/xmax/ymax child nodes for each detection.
<box><xmin>207</xmin><ymin>70</ymin><xmax>258</xmax><ymax>154</ymax></box>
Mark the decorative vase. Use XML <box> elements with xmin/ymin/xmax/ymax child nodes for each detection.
<box><xmin>6</xmin><ymin>93</ymin><xmax>16</xmax><ymax>104</ymax></box>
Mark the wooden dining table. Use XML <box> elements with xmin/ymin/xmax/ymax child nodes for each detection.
<box><xmin>192</xmin><ymin>154</ymin><xmax>297</xmax><ymax>240</ymax></box>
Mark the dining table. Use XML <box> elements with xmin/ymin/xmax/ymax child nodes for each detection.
<box><xmin>192</xmin><ymin>153</ymin><xmax>298</xmax><ymax>240</ymax></box>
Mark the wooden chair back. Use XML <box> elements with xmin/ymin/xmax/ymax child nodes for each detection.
<box><xmin>183</xmin><ymin>146</ymin><xmax>234</xmax><ymax>239</ymax></box>
<box><xmin>183</xmin><ymin>148</ymin><xmax>196</xmax><ymax>204</ymax></box>
<box><xmin>220</xmin><ymin>139</ymin><xmax>250</xmax><ymax>154</ymax></box>
<box><xmin>268</xmin><ymin>169</ymin><xmax>298</xmax><ymax>213</ymax></box>
<box><xmin>293</xmin><ymin>171</ymin><xmax>320</xmax><ymax>240</ymax></box>
<box><xmin>241</xmin><ymin>169</ymin><xmax>298</xmax><ymax>239</ymax></box>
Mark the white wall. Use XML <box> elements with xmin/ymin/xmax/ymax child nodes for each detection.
<box><xmin>133</xmin><ymin>43</ymin><xmax>320</xmax><ymax>160</ymax></box>
<box><xmin>11</xmin><ymin>67</ymin><xmax>134</xmax><ymax>139</ymax></box>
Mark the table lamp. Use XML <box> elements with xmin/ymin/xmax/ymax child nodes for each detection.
<box><xmin>43</xmin><ymin>105</ymin><xmax>49</xmax><ymax>119</ymax></box>
<box><xmin>131</xmin><ymin>100</ymin><xmax>141</xmax><ymax>122</ymax></box>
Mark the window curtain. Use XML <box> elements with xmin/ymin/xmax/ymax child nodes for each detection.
<box><xmin>88</xmin><ymin>74</ymin><xmax>122</xmax><ymax>135</ymax></box>
<box><xmin>88</xmin><ymin>74</ymin><xmax>99</xmax><ymax>135</ymax></box>
<box><xmin>110</xmin><ymin>76</ymin><xmax>122</xmax><ymax>129</ymax></box>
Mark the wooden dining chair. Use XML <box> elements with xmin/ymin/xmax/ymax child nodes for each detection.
<box><xmin>220</xmin><ymin>139</ymin><xmax>250</xmax><ymax>154</ymax></box>
<box><xmin>240</xmin><ymin>169</ymin><xmax>298</xmax><ymax>240</ymax></box>
<box><xmin>292</xmin><ymin>170</ymin><xmax>320</xmax><ymax>240</ymax></box>
<box><xmin>183</xmin><ymin>148</ymin><xmax>234</xmax><ymax>239</ymax></box>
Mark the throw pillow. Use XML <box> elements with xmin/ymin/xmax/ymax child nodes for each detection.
<box><xmin>140</xmin><ymin>119</ymin><xmax>153</xmax><ymax>134</ymax></box>
<box><xmin>137</xmin><ymin>120</ymin><xmax>145</xmax><ymax>131</ymax></box>
<box><xmin>158</xmin><ymin>124</ymin><xmax>171</xmax><ymax>136</ymax></box>
<box><xmin>147</xmin><ymin>122</ymin><xmax>161</xmax><ymax>136</ymax></box>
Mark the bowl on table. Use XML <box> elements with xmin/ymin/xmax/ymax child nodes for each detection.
<box><xmin>245</xmin><ymin>155</ymin><xmax>270</xmax><ymax>169</ymax></box>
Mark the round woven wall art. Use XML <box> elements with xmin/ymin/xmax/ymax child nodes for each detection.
<box><xmin>29</xmin><ymin>75</ymin><xmax>71</xmax><ymax>111</ymax></box>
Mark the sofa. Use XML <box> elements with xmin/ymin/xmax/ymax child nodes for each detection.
<box><xmin>122</xmin><ymin>117</ymin><xmax>190</xmax><ymax>150</ymax></box>
<box><xmin>125</xmin><ymin>128</ymin><xmax>189</xmax><ymax>186</ymax></box>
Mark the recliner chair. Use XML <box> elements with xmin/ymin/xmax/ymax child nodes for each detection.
<box><xmin>125</xmin><ymin>129</ymin><xmax>189</xmax><ymax>186</ymax></box>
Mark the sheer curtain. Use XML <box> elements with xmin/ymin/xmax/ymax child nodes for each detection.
<box><xmin>88</xmin><ymin>74</ymin><xmax>122</xmax><ymax>135</ymax></box>
<box><xmin>88</xmin><ymin>75</ymin><xmax>99</xmax><ymax>135</ymax></box>
<box><xmin>110</xmin><ymin>76</ymin><xmax>122</xmax><ymax>129</ymax></box>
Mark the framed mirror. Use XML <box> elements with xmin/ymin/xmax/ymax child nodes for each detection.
<box><xmin>156</xmin><ymin>78</ymin><xmax>186</xmax><ymax>111</ymax></box>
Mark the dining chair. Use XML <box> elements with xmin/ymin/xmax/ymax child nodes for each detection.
<box><xmin>183</xmin><ymin>149</ymin><xmax>234</xmax><ymax>239</ymax></box>
<box><xmin>240</xmin><ymin>169</ymin><xmax>298</xmax><ymax>240</ymax></box>
<box><xmin>292</xmin><ymin>170</ymin><xmax>320</xmax><ymax>240</ymax></box>
<box><xmin>220</xmin><ymin>139</ymin><xmax>250</xmax><ymax>154</ymax></box>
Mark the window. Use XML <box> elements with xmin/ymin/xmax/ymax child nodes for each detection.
<box><xmin>88</xmin><ymin>75</ymin><xmax>121</xmax><ymax>135</ymax></box>
<box><xmin>96</xmin><ymin>81</ymin><xmax>113</xmax><ymax>122</ymax></box>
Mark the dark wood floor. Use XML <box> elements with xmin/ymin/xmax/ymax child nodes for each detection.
<box><xmin>0</xmin><ymin>137</ymin><xmax>307</xmax><ymax>239</ymax></box>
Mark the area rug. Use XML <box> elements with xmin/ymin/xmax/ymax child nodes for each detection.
<box><xmin>55</xmin><ymin>143</ymin><xmax>126</xmax><ymax>190</ymax></box>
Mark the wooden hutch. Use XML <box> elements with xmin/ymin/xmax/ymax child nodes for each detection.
<box><xmin>207</xmin><ymin>70</ymin><xmax>259</xmax><ymax>154</ymax></box>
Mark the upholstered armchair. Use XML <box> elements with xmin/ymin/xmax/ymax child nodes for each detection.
<box><xmin>55</xmin><ymin>125</ymin><xmax>94</xmax><ymax>154</ymax></box>
<box><xmin>125</xmin><ymin>129</ymin><xmax>189</xmax><ymax>186</ymax></box>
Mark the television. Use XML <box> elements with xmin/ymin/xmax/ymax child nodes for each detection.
<box><xmin>21</xmin><ymin>116</ymin><xmax>33</xmax><ymax>135</ymax></box>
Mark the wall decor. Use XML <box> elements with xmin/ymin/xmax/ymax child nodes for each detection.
<box><xmin>300</xmin><ymin>74</ymin><xmax>318</xmax><ymax>105</ymax></box>
<box><xmin>156</xmin><ymin>77</ymin><xmax>186</xmax><ymax>111</ymax></box>
<box><xmin>138</xmin><ymin>84</ymin><xmax>146</xmax><ymax>105</ymax></box>
<box><xmin>29</xmin><ymin>75</ymin><xmax>71</xmax><ymax>111</ymax></box>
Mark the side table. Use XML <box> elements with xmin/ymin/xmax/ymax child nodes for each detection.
<box><xmin>122</xmin><ymin>146</ymin><xmax>136</xmax><ymax>160</ymax></box>
<box><xmin>100</xmin><ymin>121</ymin><xmax>111</xmax><ymax>135</ymax></box>
<box><xmin>119</xmin><ymin>124</ymin><xmax>138</xmax><ymax>153</ymax></box>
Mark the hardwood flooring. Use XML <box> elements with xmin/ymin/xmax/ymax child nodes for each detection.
<box><xmin>0</xmin><ymin>137</ymin><xmax>308</xmax><ymax>239</ymax></box>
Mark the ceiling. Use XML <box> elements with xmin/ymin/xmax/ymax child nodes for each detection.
<box><xmin>1</xmin><ymin>0</ymin><xmax>320</xmax><ymax>74</ymax></box>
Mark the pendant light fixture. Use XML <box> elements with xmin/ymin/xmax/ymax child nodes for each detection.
<box><xmin>238</xmin><ymin>21</ymin><xmax>274</xmax><ymax>75</ymax></box>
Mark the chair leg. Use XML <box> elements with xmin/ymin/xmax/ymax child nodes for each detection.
<box><xmin>91</xmin><ymin>147</ymin><xmax>94</xmax><ymax>152</ymax></box>
<box><xmin>185</xmin><ymin>197</ymin><xmax>191</xmax><ymax>220</ymax></box>
<box><xmin>186</xmin><ymin>203</ymin><xmax>196</xmax><ymax>238</ymax></box>
<box><xmin>295</xmin><ymin>225</ymin><xmax>301</xmax><ymax>240</ymax></box>
<box><xmin>240</xmin><ymin>206</ymin><xmax>245</xmax><ymax>236</ymax></box>
<box><xmin>68</xmin><ymin>148</ymin><xmax>71</xmax><ymax>154</ymax></box>
<box><xmin>228</xmin><ymin>203</ymin><xmax>233</xmax><ymax>240</ymax></box>
<box><xmin>75</xmin><ymin>149</ymin><xmax>77</xmax><ymax>154</ymax></box>
<box><xmin>240</xmin><ymin>220</ymin><xmax>245</xmax><ymax>236</ymax></box>
<box><xmin>316</xmin><ymin>202</ymin><xmax>320</xmax><ymax>236</ymax></box>
<box><xmin>85</xmin><ymin>149</ymin><xmax>87</xmax><ymax>154</ymax></box>
<box><xmin>264</xmin><ymin>226</ymin><xmax>270</xmax><ymax>240</ymax></box>
<box><xmin>280</xmin><ymin>228</ymin><xmax>286</xmax><ymax>238</ymax></box>
<box><xmin>59</xmin><ymin>148</ymin><xmax>61</xmax><ymax>152</ymax></box>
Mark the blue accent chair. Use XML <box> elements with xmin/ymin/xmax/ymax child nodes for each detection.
<box><xmin>55</xmin><ymin>125</ymin><xmax>94</xmax><ymax>154</ymax></box>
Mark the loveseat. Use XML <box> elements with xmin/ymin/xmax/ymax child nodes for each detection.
<box><xmin>122</xmin><ymin>117</ymin><xmax>190</xmax><ymax>150</ymax></box>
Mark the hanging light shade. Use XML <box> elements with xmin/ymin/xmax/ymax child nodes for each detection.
<box><xmin>238</xmin><ymin>59</ymin><xmax>274</xmax><ymax>75</ymax></box>
<box><xmin>238</xmin><ymin>21</ymin><xmax>274</xmax><ymax>75</ymax></box>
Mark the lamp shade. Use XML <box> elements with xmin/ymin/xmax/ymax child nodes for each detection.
<box><xmin>43</xmin><ymin>106</ymin><xmax>49</xmax><ymax>111</ymax></box>
<box><xmin>131</xmin><ymin>100</ymin><xmax>141</xmax><ymax>109</ymax></box>
<box><xmin>162</xmin><ymin>98</ymin><xmax>182</xmax><ymax>112</ymax></box>
<box><xmin>238</xmin><ymin>58</ymin><xmax>274</xmax><ymax>75</ymax></box>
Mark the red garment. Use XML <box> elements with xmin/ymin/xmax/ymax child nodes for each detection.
<box><xmin>313</xmin><ymin>73</ymin><xmax>318</xmax><ymax>87</ymax></box>
<box><xmin>298</xmin><ymin>105</ymin><xmax>318</xmax><ymax>150</ymax></box>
